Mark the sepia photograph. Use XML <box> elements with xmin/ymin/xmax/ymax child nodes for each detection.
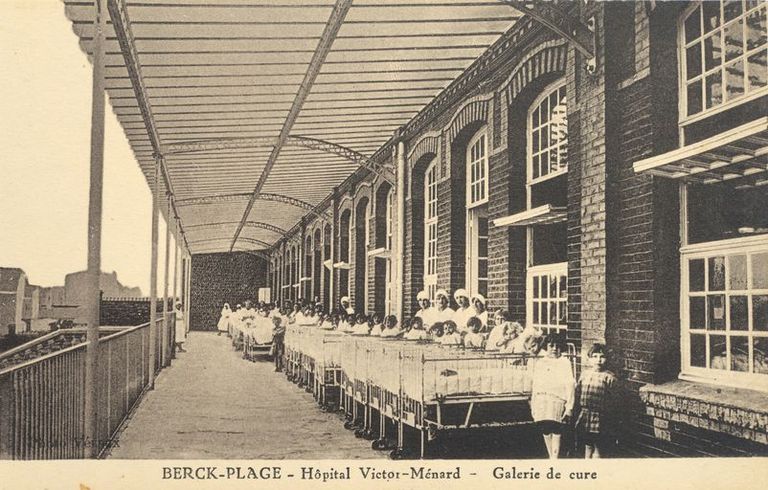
<box><xmin>1</xmin><ymin>0</ymin><xmax>767</xmax><ymax>487</ymax></box>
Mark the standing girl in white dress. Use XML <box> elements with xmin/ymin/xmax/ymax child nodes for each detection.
<box><xmin>530</xmin><ymin>332</ymin><xmax>575</xmax><ymax>459</ymax></box>
<box><xmin>217</xmin><ymin>303</ymin><xmax>231</xmax><ymax>336</ymax></box>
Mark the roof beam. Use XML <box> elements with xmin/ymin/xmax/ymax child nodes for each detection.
<box><xmin>229</xmin><ymin>0</ymin><xmax>353</xmax><ymax>252</ymax></box>
<box><xmin>163</xmin><ymin>135</ymin><xmax>393</xmax><ymax>183</ymax></box>
<box><xmin>190</xmin><ymin>237</ymin><xmax>272</xmax><ymax>249</ymax></box>
<box><xmin>175</xmin><ymin>192</ymin><xmax>331</xmax><ymax>221</ymax></box>
<box><xmin>106</xmin><ymin>0</ymin><xmax>190</xmax><ymax>250</ymax></box>
<box><xmin>498</xmin><ymin>1</ymin><xmax>595</xmax><ymax>64</ymax></box>
<box><xmin>185</xmin><ymin>221</ymin><xmax>288</xmax><ymax>236</ymax></box>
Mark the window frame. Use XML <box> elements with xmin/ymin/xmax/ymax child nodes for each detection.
<box><xmin>465</xmin><ymin>127</ymin><xmax>489</xmax><ymax>298</ymax></box>
<box><xmin>679</xmin><ymin>234</ymin><xmax>768</xmax><ymax>391</ymax></box>
<box><xmin>526</xmin><ymin>262</ymin><xmax>569</xmax><ymax>335</ymax></box>
<box><xmin>527</xmin><ymin>81</ymin><xmax>568</xmax><ymax>187</ymax></box>
<box><xmin>524</xmin><ymin>80</ymin><xmax>569</xmax><ymax>334</ymax></box>
<box><xmin>424</xmin><ymin>159</ymin><xmax>439</xmax><ymax>301</ymax></box>
<box><xmin>678</xmin><ymin>0</ymin><xmax>768</xmax><ymax>127</ymax></box>
<box><xmin>385</xmin><ymin>188</ymin><xmax>395</xmax><ymax>315</ymax></box>
<box><xmin>466</xmin><ymin>128</ymin><xmax>489</xmax><ymax>209</ymax></box>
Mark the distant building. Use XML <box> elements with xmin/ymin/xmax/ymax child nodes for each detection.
<box><xmin>1</xmin><ymin>268</ymin><xmax>143</xmax><ymax>334</ymax></box>
<box><xmin>0</xmin><ymin>268</ymin><xmax>27</xmax><ymax>335</ymax></box>
<box><xmin>64</xmin><ymin>270</ymin><xmax>143</xmax><ymax>307</ymax></box>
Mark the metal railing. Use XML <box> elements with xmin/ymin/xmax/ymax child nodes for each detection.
<box><xmin>0</xmin><ymin>318</ymin><xmax>165</xmax><ymax>459</ymax></box>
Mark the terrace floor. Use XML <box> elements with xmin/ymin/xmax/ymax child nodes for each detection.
<box><xmin>106</xmin><ymin>332</ymin><xmax>387</xmax><ymax>459</ymax></box>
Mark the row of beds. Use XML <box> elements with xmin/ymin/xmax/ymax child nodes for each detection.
<box><xmin>228</xmin><ymin>315</ymin><xmax>275</xmax><ymax>360</ymax></box>
<box><xmin>282</xmin><ymin>325</ymin><xmax>578</xmax><ymax>459</ymax></box>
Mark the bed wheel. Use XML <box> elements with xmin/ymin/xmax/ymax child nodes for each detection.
<box><xmin>361</xmin><ymin>429</ymin><xmax>375</xmax><ymax>440</ymax></box>
<box><xmin>371</xmin><ymin>439</ymin><xmax>387</xmax><ymax>450</ymax></box>
<box><xmin>354</xmin><ymin>428</ymin><xmax>365</xmax><ymax>438</ymax></box>
<box><xmin>389</xmin><ymin>448</ymin><xmax>405</xmax><ymax>460</ymax></box>
<box><xmin>343</xmin><ymin>420</ymin><xmax>356</xmax><ymax>430</ymax></box>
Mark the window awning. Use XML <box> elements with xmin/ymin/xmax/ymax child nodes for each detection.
<box><xmin>492</xmin><ymin>204</ymin><xmax>566</xmax><ymax>228</ymax></box>
<box><xmin>367</xmin><ymin>247</ymin><xmax>391</xmax><ymax>259</ymax></box>
<box><xmin>633</xmin><ymin>117</ymin><xmax>768</xmax><ymax>186</ymax></box>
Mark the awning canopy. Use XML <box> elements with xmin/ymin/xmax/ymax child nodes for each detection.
<box><xmin>492</xmin><ymin>204</ymin><xmax>566</xmax><ymax>228</ymax></box>
<box><xmin>633</xmin><ymin>117</ymin><xmax>768</xmax><ymax>187</ymax></box>
<box><xmin>63</xmin><ymin>0</ymin><xmax>522</xmax><ymax>255</ymax></box>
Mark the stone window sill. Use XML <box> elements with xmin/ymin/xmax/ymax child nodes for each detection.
<box><xmin>639</xmin><ymin>380</ymin><xmax>768</xmax><ymax>444</ymax></box>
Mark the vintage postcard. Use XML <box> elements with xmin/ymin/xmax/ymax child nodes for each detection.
<box><xmin>1</xmin><ymin>0</ymin><xmax>767</xmax><ymax>488</ymax></box>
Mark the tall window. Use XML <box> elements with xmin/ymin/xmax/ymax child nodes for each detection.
<box><xmin>681</xmin><ymin>177</ymin><xmax>768</xmax><ymax>389</ymax></box>
<box><xmin>424</xmin><ymin>160</ymin><xmax>439</xmax><ymax>301</ymax></box>
<box><xmin>466</xmin><ymin>129</ymin><xmax>489</xmax><ymax>298</ymax></box>
<box><xmin>529</xmin><ymin>84</ymin><xmax>568</xmax><ymax>184</ymax></box>
<box><xmin>680</xmin><ymin>1</ymin><xmax>767</xmax><ymax>121</ymax></box>
<box><xmin>323</xmin><ymin>224</ymin><xmax>332</xmax><ymax>310</ymax></box>
<box><xmin>526</xmin><ymin>82</ymin><xmax>568</xmax><ymax>334</ymax></box>
<box><xmin>683</xmin><ymin>241</ymin><xmax>768</xmax><ymax>387</ymax></box>
<box><xmin>339</xmin><ymin>209</ymin><xmax>351</xmax><ymax>298</ymax></box>
<box><xmin>292</xmin><ymin>245</ymin><xmax>299</xmax><ymax>302</ymax></box>
<box><xmin>385</xmin><ymin>188</ymin><xmax>395</xmax><ymax>315</ymax></box>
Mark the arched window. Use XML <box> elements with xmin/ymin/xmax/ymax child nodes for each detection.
<box><xmin>323</xmin><ymin>224</ymin><xmax>332</xmax><ymax>310</ymax></box>
<box><xmin>526</xmin><ymin>81</ymin><xmax>568</xmax><ymax>335</ymax></box>
<box><xmin>292</xmin><ymin>245</ymin><xmax>299</xmax><ymax>303</ymax></box>
<box><xmin>313</xmin><ymin>228</ymin><xmax>322</xmax><ymax>303</ymax></box>
<box><xmin>385</xmin><ymin>187</ymin><xmax>396</xmax><ymax>315</ymax></box>
<box><xmin>373</xmin><ymin>183</ymin><xmax>395</xmax><ymax>316</ymax></box>
<box><xmin>304</xmin><ymin>236</ymin><xmax>312</xmax><ymax>300</ymax></box>
<box><xmin>424</xmin><ymin>160</ymin><xmax>439</xmax><ymax>301</ymax></box>
<box><xmin>354</xmin><ymin>197</ymin><xmax>370</xmax><ymax>313</ymax></box>
<box><xmin>339</xmin><ymin>209</ymin><xmax>352</xmax><ymax>298</ymax></box>
<box><xmin>283</xmin><ymin>247</ymin><xmax>290</xmax><ymax>303</ymax></box>
<box><xmin>466</xmin><ymin>128</ymin><xmax>489</xmax><ymax>299</ymax></box>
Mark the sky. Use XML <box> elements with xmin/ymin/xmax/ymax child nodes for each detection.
<box><xmin>0</xmin><ymin>0</ymin><xmax>175</xmax><ymax>295</ymax></box>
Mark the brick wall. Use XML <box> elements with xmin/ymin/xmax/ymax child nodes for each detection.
<box><xmin>190</xmin><ymin>252</ymin><xmax>267</xmax><ymax>331</ymax></box>
<box><xmin>571</xmin><ymin>3</ymin><xmax>608</xmax><ymax>352</ymax></box>
<box><xmin>258</xmin><ymin>1</ymin><xmax>767</xmax><ymax>457</ymax></box>
<box><xmin>100</xmin><ymin>297</ymin><xmax>169</xmax><ymax>326</ymax></box>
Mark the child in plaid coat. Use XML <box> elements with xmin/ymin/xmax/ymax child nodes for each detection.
<box><xmin>575</xmin><ymin>343</ymin><xmax>618</xmax><ymax>458</ymax></box>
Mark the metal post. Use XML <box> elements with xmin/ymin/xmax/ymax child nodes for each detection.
<box><xmin>185</xmin><ymin>251</ymin><xmax>191</xmax><ymax>331</ymax></box>
<box><xmin>162</xmin><ymin>194</ymin><xmax>171</xmax><ymax>366</ymax></box>
<box><xmin>148</xmin><ymin>157</ymin><xmax>160</xmax><ymax>389</ymax></box>
<box><xmin>83</xmin><ymin>0</ymin><xmax>107</xmax><ymax>459</ymax></box>
<box><xmin>172</xmin><ymin>220</ymin><xmax>179</xmax><ymax>360</ymax></box>
<box><xmin>396</xmin><ymin>140</ymin><xmax>406</xmax><ymax>322</ymax></box>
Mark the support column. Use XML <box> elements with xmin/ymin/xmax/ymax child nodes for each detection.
<box><xmin>172</xmin><ymin>220</ymin><xmax>179</xmax><ymax>308</ymax></box>
<box><xmin>162</xmin><ymin>195</ymin><xmax>171</xmax><ymax>367</ymax></box>
<box><xmin>148</xmin><ymin>157</ymin><xmax>160</xmax><ymax>388</ymax></box>
<box><xmin>330</xmin><ymin>189</ymin><xmax>338</xmax><ymax>310</ymax></box>
<box><xmin>172</xmin><ymin>223</ymin><xmax>179</xmax><ymax>361</ymax></box>
<box><xmin>83</xmin><ymin>0</ymin><xmax>107</xmax><ymax>459</ymax></box>
<box><xmin>185</xmin><ymin>251</ymin><xmax>191</xmax><ymax>331</ymax></box>
<box><xmin>396</xmin><ymin>139</ymin><xmax>407</xmax><ymax>322</ymax></box>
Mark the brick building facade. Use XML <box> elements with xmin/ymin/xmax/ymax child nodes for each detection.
<box><xmin>262</xmin><ymin>2</ymin><xmax>768</xmax><ymax>456</ymax></box>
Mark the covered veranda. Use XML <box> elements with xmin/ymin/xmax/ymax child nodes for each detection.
<box><xmin>0</xmin><ymin>0</ymin><xmax>600</xmax><ymax>459</ymax></box>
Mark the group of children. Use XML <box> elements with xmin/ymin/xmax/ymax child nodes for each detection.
<box><xmin>529</xmin><ymin>335</ymin><xmax>619</xmax><ymax>459</ymax></box>
<box><xmin>215</xmin><ymin>292</ymin><xmax>620</xmax><ymax>459</ymax></box>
